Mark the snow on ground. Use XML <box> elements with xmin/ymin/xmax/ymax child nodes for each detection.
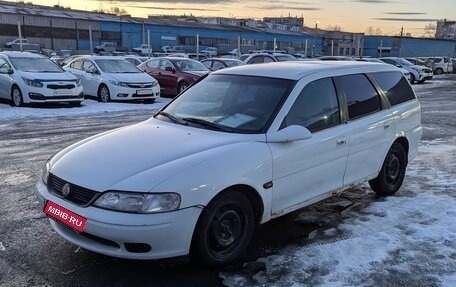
<box><xmin>0</xmin><ymin>98</ymin><xmax>171</xmax><ymax>121</ymax></box>
<box><xmin>221</xmin><ymin>138</ymin><xmax>456</xmax><ymax>287</ymax></box>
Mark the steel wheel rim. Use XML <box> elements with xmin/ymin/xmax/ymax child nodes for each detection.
<box><xmin>208</xmin><ymin>204</ymin><xmax>244</xmax><ymax>257</ymax></box>
<box><xmin>386</xmin><ymin>153</ymin><xmax>401</xmax><ymax>185</ymax></box>
<box><xmin>12</xmin><ymin>89</ymin><xmax>21</xmax><ymax>106</ymax></box>
<box><xmin>100</xmin><ymin>87</ymin><xmax>109</xmax><ymax>102</ymax></box>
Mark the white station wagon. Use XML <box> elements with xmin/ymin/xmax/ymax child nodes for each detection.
<box><xmin>36</xmin><ymin>61</ymin><xmax>422</xmax><ymax>265</ymax></box>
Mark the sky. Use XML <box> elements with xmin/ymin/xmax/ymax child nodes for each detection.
<box><xmin>7</xmin><ymin>0</ymin><xmax>456</xmax><ymax>36</ymax></box>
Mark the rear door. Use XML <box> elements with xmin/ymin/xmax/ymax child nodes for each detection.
<box><xmin>334</xmin><ymin>73</ymin><xmax>395</xmax><ymax>186</ymax></box>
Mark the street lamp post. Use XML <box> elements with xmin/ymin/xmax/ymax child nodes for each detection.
<box><xmin>312</xmin><ymin>20</ymin><xmax>320</xmax><ymax>58</ymax></box>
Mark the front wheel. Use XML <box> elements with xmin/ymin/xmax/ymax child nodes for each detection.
<box><xmin>11</xmin><ymin>86</ymin><xmax>24</xmax><ymax>107</ymax></box>
<box><xmin>193</xmin><ymin>191</ymin><xmax>255</xmax><ymax>266</ymax></box>
<box><xmin>98</xmin><ymin>85</ymin><xmax>111</xmax><ymax>103</ymax></box>
<box><xmin>409</xmin><ymin>73</ymin><xmax>415</xmax><ymax>84</ymax></box>
<box><xmin>435</xmin><ymin>68</ymin><xmax>443</xmax><ymax>75</ymax></box>
<box><xmin>369</xmin><ymin>143</ymin><xmax>407</xmax><ymax>196</ymax></box>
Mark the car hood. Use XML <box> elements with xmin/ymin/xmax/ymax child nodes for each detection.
<box><xmin>50</xmin><ymin>118</ymin><xmax>263</xmax><ymax>193</ymax></box>
<box><xmin>20</xmin><ymin>71</ymin><xmax>77</xmax><ymax>81</ymax></box>
<box><xmin>110</xmin><ymin>72</ymin><xmax>154</xmax><ymax>83</ymax></box>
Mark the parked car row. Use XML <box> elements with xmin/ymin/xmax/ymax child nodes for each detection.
<box><xmin>0</xmin><ymin>51</ymin><xmax>160</xmax><ymax>106</ymax></box>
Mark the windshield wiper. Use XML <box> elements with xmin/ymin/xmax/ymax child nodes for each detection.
<box><xmin>182</xmin><ymin>117</ymin><xmax>233</xmax><ymax>132</ymax></box>
<box><xmin>156</xmin><ymin>111</ymin><xmax>187</xmax><ymax>125</ymax></box>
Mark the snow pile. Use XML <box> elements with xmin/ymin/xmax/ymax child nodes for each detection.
<box><xmin>221</xmin><ymin>139</ymin><xmax>456</xmax><ymax>287</ymax></box>
<box><xmin>0</xmin><ymin>98</ymin><xmax>171</xmax><ymax>121</ymax></box>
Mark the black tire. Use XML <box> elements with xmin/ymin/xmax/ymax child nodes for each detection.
<box><xmin>98</xmin><ymin>84</ymin><xmax>111</xmax><ymax>103</ymax></box>
<box><xmin>10</xmin><ymin>85</ymin><xmax>23</xmax><ymax>107</ymax></box>
<box><xmin>435</xmin><ymin>68</ymin><xmax>443</xmax><ymax>75</ymax></box>
<box><xmin>177</xmin><ymin>81</ymin><xmax>189</xmax><ymax>94</ymax></box>
<box><xmin>193</xmin><ymin>191</ymin><xmax>255</xmax><ymax>266</ymax></box>
<box><xmin>369</xmin><ymin>143</ymin><xmax>407</xmax><ymax>196</ymax></box>
<box><xmin>409</xmin><ymin>73</ymin><xmax>415</xmax><ymax>84</ymax></box>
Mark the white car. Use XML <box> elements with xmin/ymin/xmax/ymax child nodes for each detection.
<box><xmin>64</xmin><ymin>56</ymin><xmax>160</xmax><ymax>103</ymax></box>
<box><xmin>4</xmin><ymin>38</ymin><xmax>29</xmax><ymax>48</ymax></box>
<box><xmin>132</xmin><ymin>44</ymin><xmax>152</xmax><ymax>56</ymax></box>
<box><xmin>380</xmin><ymin>57</ymin><xmax>433</xmax><ymax>84</ymax></box>
<box><xmin>36</xmin><ymin>62</ymin><xmax>421</xmax><ymax>266</ymax></box>
<box><xmin>201</xmin><ymin>47</ymin><xmax>218</xmax><ymax>57</ymax></box>
<box><xmin>0</xmin><ymin>51</ymin><xmax>83</xmax><ymax>106</ymax></box>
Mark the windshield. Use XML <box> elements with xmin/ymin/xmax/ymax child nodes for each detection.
<box><xmin>10</xmin><ymin>57</ymin><xmax>64</xmax><ymax>73</ymax></box>
<box><xmin>396</xmin><ymin>58</ymin><xmax>414</xmax><ymax>66</ymax></box>
<box><xmin>159</xmin><ymin>74</ymin><xmax>294</xmax><ymax>133</ymax></box>
<box><xmin>170</xmin><ymin>59</ymin><xmax>209</xmax><ymax>72</ymax></box>
<box><xmin>94</xmin><ymin>59</ymin><xmax>142</xmax><ymax>73</ymax></box>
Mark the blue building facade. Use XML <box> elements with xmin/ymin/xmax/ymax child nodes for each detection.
<box><xmin>363</xmin><ymin>36</ymin><xmax>456</xmax><ymax>58</ymax></box>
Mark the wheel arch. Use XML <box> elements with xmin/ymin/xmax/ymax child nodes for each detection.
<box><xmin>393</xmin><ymin>136</ymin><xmax>409</xmax><ymax>165</ymax></box>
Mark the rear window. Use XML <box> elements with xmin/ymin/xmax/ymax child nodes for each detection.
<box><xmin>337</xmin><ymin>74</ymin><xmax>382</xmax><ymax>120</ymax></box>
<box><xmin>372</xmin><ymin>71</ymin><xmax>416</xmax><ymax>106</ymax></box>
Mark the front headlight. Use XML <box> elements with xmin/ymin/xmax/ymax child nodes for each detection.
<box><xmin>42</xmin><ymin>160</ymin><xmax>51</xmax><ymax>185</ymax></box>
<box><xmin>151</xmin><ymin>81</ymin><xmax>158</xmax><ymax>87</ymax></box>
<box><xmin>94</xmin><ymin>192</ymin><xmax>181</xmax><ymax>213</ymax></box>
<box><xmin>109</xmin><ymin>80</ymin><xmax>128</xmax><ymax>87</ymax></box>
<box><xmin>76</xmin><ymin>79</ymin><xmax>82</xmax><ymax>87</ymax></box>
<box><xmin>22</xmin><ymin>78</ymin><xmax>43</xmax><ymax>87</ymax></box>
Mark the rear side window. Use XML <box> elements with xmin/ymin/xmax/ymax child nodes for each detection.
<box><xmin>283</xmin><ymin>77</ymin><xmax>340</xmax><ymax>132</ymax></box>
<box><xmin>338</xmin><ymin>74</ymin><xmax>382</xmax><ymax>120</ymax></box>
<box><xmin>373</xmin><ymin>71</ymin><xmax>416</xmax><ymax>106</ymax></box>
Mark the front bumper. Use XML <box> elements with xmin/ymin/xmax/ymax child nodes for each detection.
<box><xmin>23</xmin><ymin>84</ymin><xmax>84</xmax><ymax>103</ymax></box>
<box><xmin>35</xmin><ymin>179</ymin><xmax>202</xmax><ymax>260</ymax></box>
<box><xmin>418</xmin><ymin>72</ymin><xmax>433</xmax><ymax>81</ymax></box>
<box><xmin>108</xmin><ymin>84</ymin><xmax>160</xmax><ymax>101</ymax></box>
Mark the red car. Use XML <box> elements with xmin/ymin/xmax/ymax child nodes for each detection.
<box><xmin>138</xmin><ymin>57</ymin><xmax>209</xmax><ymax>96</ymax></box>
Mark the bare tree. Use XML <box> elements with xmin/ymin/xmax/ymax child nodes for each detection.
<box><xmin>95</xmin><ymin>6</ymin><xmax>129</xmax><ymax>16</ymax></box>
<box><xmin>365</xmin><ymin>26</ymin><xmax>382</xmax><ymax>36</ymax></box>
<box><xmin>326</xmin><ymin>24</ymin><xmax>343</xmax><ymax>32</ymax></box>
<box><xmin>424</xmin><ymin>23</ymin><xmax>436</xmax><ymax>38</ymax></box>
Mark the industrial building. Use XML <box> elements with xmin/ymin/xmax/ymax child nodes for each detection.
<box><xmin>0</xmin><ymin>1</ymin><xmax>454</xmax><ymax>58</ymax></box>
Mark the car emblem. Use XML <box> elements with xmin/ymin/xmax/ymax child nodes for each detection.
<box><xmin>140</xmin><ymin>83</ymin><xmax>145</xmax><ymax>87</ymax></box>
<box><xmin>61</xmin><ymin>183</ymin><xmax>71</xmax><ymax>198</ymax></box>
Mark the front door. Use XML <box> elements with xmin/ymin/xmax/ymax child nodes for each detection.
<box><xmin>269</xmin><ymin>77</ymin><xmax>349</xmax><ymax>215</ymax></box>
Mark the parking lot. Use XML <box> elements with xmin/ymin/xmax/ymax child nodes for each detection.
<box><xmin>0</xmin><ymin>75</ymin><xmax>455</xmax><ymax>287</ymax></box>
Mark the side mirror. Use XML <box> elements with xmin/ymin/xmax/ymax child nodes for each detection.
<box><xmin>165</xmin><ymin>66</ymin><xmax>175</xmax><ymax>73</ymax></box>
<box><xmin>266</xmin><ymin>125</ymin><xmax>312</xmax><ymax>143</ymax></box>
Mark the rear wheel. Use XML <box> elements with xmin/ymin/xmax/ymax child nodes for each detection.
<box><xmin>177</xmin><ymin>81</ymin><xmax>189</xmax><ymax>94</ymax></box>
<box><xmin>10</xmin><ymin>85</ymin><xmax>23</xmax><ymax>107</ymax></box>
<box><xmin>435</xmin><ymin>68</ymin><xmax>443</xmax><ymax>75</ymax></box>
<box><xmin>193</xmin><ymin>191</ymin><xmax>255</xmax><ymax>266</ymax></box>
<box><xmin>369</xmin><ymin>143</ymin><xmax>407</xmax><ymax>196</ymax></box>
<box><xmin>98</xmin><ymin>85</ymin><xmax>111</xmax><ymax>103</ymax></box>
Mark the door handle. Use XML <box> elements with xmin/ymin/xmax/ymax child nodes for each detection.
<box><xmin>336</xmin><ymin>138</ymin><xmax>346</xmax><ymax>145</ymax></box>
<box><xmin>384</xmin><ymin>121</ymin><xmax>391</xmax><ymax>129</ymax></box>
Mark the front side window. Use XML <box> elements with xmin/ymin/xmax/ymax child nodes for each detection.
<box><xmin>159</xmin><ymin>74</ymin><xmax>294</xmax><ymax>133</ymax></box>
<box><xmin>372</xmin><ymin>71</ymin><xmax>416</xmax><ymax>106</ymax></box>
<box><xmin>212</xmin><ymin>61</ymin><xmax>225</xmax><ymax>70</ymax></box>
<box><xmin>160</xmin><ymin>59</ymin><xmax>174</xmax><ymax>70</ymax></box>
<box><xmin>338</xmin><ymin>74</ymin><xmax>382</xmax><ymax>120</ymax></box>
<box><xmin>248</xmin><ymin>56</ymin><xmax>264</xmax><ymax>64</ymax></box>
<box><xmin>0</xmin><ymin>58</ymin><xmax>10</xmax><ymax>73</ymax></box>
<box><xmin>282</xmin><ymin>78</ymin><xmax>340</xmax><ymax>132</ymax></box>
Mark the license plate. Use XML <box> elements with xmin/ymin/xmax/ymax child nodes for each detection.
<box><xmin>54</xmin><ymin>90</ymin><xmax>72</xmax><ymax>96</ymax></box>
<box><xmin>44</xmin><ymin>201</ymin><xmax>87</xmax><ymax>232</ymax></box>
<box><xmin>136</xmin><ymin>89</ymin><xmax>153</xmax><ymax>95</ymax></box>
